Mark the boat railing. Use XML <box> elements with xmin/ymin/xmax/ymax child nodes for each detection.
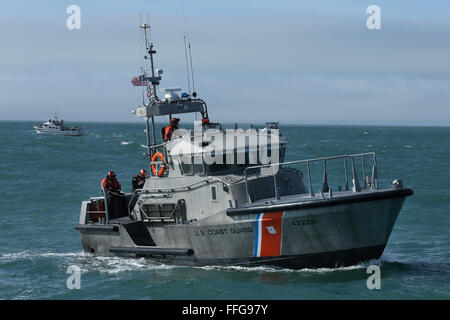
<box><xmin>244</xmin><ymin>152</ymin><xmax>378</xmax><ymax>203</ymax></box>
<box><xmin>137</xmin><ymin>199</ymin><xmax>186</xmax><ymax>222</ymax></box>
<box><xmin>127</xmin><ymin>176</ymin><xmax>230</xmax><ymax>217</ymax></box>
<box><xmin>145</xmin><ymin>143</ymin><xmax>169</xmax><ymax>176</ymax></box>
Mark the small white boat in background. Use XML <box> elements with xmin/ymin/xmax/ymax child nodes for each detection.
<box><xmin>34</xmin><ymin>115</ymin><xmax>83</xmax><ymax>136</ymax></box>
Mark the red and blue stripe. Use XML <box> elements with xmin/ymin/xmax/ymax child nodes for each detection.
<box><xmin>253</xmin><ymin>211</ymin><xmax>284</xmax><ymax>257</ymax></box>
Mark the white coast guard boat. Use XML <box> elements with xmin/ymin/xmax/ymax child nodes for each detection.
<box><xmin>34</xmin><ymin>115</ymin><xmax>83</xmax><ymax>136</ymax></box>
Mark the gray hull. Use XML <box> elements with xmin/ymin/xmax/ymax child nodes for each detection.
<box><xmin>76</xmin><ymin>188</ymin><xmax>412</xmax><ymax>269</ymax></box>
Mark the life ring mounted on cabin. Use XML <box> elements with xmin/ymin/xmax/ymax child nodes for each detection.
<box><xmin>151</xmin><ymin>152</ymin><xmax>166</xmax><ymax>177</ymax></box>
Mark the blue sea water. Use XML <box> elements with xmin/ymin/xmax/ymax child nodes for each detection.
<box><xmin>0</xmin><ymin>121</ymin><xmax>448</xmax><ymax>299</ymax></box>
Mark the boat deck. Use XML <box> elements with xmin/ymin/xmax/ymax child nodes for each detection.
<box><xmin>227</xmin><ymin>188</ymin><xmax>414</xmax><ymax>215</ymax></box>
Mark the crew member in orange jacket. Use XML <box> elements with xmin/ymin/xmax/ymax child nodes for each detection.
<box><xmin>100</xmin><ymin>171</ymin><xmax>124</xmax><ymax>220</ymax></box>
<box><xmin>201</xmin><ymin>116</ymin><xmax>210</xmax><ymax>126</ymax></box>
<box><xmin>163</xmin><ymin>118</ymin><xmax>180</xmax><ymax>141</ymax></box>
<box><xmin>101</xmin><ymin>171</ymin><xmax>121</xmax><ymax>193</ymax></box>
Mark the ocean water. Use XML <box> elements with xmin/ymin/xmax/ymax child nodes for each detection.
<box><xmin>0</xmin><ymin>121</ymin><xmax>448</xmax><ymax>299</ymax></box>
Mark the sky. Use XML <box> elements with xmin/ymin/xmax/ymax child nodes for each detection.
<box><xmin>1</xmin><ymin>0</ymin><xmax>449</xmax><ymax>125</ymax></box>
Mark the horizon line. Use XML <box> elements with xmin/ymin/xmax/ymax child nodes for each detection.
<box><xmin>1</xmin><ymin>119</ymin><xmax>450</xmax><ymax>128</ymax></box>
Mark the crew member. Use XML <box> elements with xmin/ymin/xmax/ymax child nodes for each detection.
<box><xmin>101</xmin><ymin>171</ymin><xmax>121</xmax><ymax>193</ymax></box>
<box><xmin>132</xmin><ymin>169</ymin><xmax>147</xmax><ymax>192</ymax></box>
<box><xmin>201</xmin><ymin>116</ymin><xmax>210</xmax><ymax>126</ymax></box>
<box><xmin>163</xmin><ymin>117</ymin><xmax>180</xmax><ymax>141</ymax></box>
<box><xmin>100</xmin><ymin>171</ymin><xmax>124</xmax><ymax>220</ymax></box>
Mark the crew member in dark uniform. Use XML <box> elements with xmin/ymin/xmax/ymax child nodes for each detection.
<box><xmin>132</xmin><ymin>169</ymin><xmax>147</xmax><ymax>192</ymax></box>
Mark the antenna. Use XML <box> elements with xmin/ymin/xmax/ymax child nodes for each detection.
<box><xmin>138</xmin><ymin>14</ymin><xmax>146</xmax><ymax>104</ymax></box>
<box><xmin>145</xmin><ymin>13</ymin><xmax>152</xmax><ymax>45</ymax></box>
<box><xmin>180</xmin><ymin>0</ymin><xmax>197</xmax><ymax>97</ymax></box>
<box><xmin>183</xmin><ymin>36</ymin><xmax>191</xmax><ymax>95</ymax></box>
<box><xmin>188</xmin><ymin>42</ymin><xmax>196</xmax><ymax>96</ymax></box>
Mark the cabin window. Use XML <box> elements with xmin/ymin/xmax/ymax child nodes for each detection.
<box><xmin>211</xmin><ymin>186</ymin><xmax>218</xmax><ymax>201</ymax></box>
<box><xmin>237</xmin><ymin>149</ymin><xmax>258</xmax><ymax>167</ymax></box>
<box><xmin>180</xmin><ymin>157</ymin><xmax>194</xmax><ymax>175</ymax></box>
<box><xmin>193</xmin><ymin>156</ymin><xmax>205</xmax><ymax>175</ymax></box>
<box><xmin>249</xmin><ymin>149</ymin><xmax>258</xmax><ymax>165</ymax></box>
<box><xmin>206</xmin><ymin>153</ymin><xmax>231</xmax><ymax>174</ymax></box>
<box><xmin>208</xmin><ymin>162</ymin><xmax>232</xmax><ymax>173</ymax></box>
<box><xmin>279</xmin><ymin>144</ymin><xmax>286</xmax><ymax>162</ymax></box>
<box><xmin>236</xmin><ymin>150</ymin><xmax>249</xmax><ymax>167</ymax></box>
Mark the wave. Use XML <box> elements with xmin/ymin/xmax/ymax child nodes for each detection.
<box><xmin>0</xmin><ymin>251</ymin><xmax>179</xmax><ymax>274</ymax></box>
<box><xmin>79</xmin><ymin>256</ymin><xmax>181</xmax><ymax>274</ymax></box>
<box><xmin>0</xmin><ymin>250</ymin><xmax>385</xmax><ymax>275</ymax></box>
<box><xmin>0</xmin><ymin>251</ymin><xmax>85</xmax><ymax>261</ymax></box>
<box><xmin>194</xmin><ymin>259</ymin><xmax>382</xmax><ymax>273</ymax></box>
<box><xmin>121</xmin><ymin>141</ymin><xmax>147</xmax><ymax>148</ymax></box>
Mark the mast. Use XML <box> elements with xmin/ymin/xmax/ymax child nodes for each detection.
<box><xmin>140</xmin><ymin>23</ymin><xmax>161</xmax><ymax>150</ymax></box>
<box><xmin>140</xmin><ymin>24</ymin><xmax>160</xmax><ymax>101</ymax></box>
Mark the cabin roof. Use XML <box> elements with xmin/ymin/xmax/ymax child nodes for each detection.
<box><xmin>135</xmin><ymin>100</ymin><xmax>204</xmax><ymax>118</ymax></box>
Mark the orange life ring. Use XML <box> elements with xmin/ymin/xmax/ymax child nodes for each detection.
<box><xmin>151</xmin><ymin>152</ymin><xmax>166</xmax><ymax>177</ymax></box>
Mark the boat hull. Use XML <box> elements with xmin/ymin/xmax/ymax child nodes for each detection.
<box><xmin>34</xmin><ymin>126</ymin><xmax>83</xmax><ymax>136</ymax></box>
<box><xmin>76</xmin><ymin>188</ymin><xmax>412</xmax><ymax>269</ymax></box>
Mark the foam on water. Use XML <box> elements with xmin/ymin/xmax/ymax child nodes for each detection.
<box><xmin>0</xmin><ymin>250</ymin><xmax>181</xmax><ymax>275</ymax></box>
<box><xmin>80</xmin><ymin>256</ymin><xmax>182</xmax><ymax>274</ymax></box>
<box><xmin>0</xmin><ymin>251</ymin><xmax>85</xmax><ymax>262</ymax></box>
<box><xmin>195</xmin><ymin>259</ymin><xmax>380</xmax><ymax>274</ymax></box>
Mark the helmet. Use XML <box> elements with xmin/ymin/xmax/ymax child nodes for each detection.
<box><xmin>171</xmin><ymin>117</ymin><xmax>180</xmax><ymax>124</ymax></box>
<box><xmin>140</xmin><ymin>169</ymin><xmax>146</xmax><ymax>176</ymax></box>
<box><xmin>107</xmin><ymin>171</ymin><xmax>116</xmax><ymax>180</ymax></box>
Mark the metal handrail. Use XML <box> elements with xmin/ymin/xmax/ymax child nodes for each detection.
<box><xmin>138</xmin><ymin>199</ymin><xmax>182</xmax><ymax>221</ymax></box>
<box><xmin>135</xmin><ymin>176</ymin><xmax>228</xmax><ymax>194</ymax></box>
<box><xmin>127</xmin><ymin>176</ymin><xmax>231</xmax><ymax>217</ymax></box>
<box><xmin>244</xmin><ymin>152</ymin><xmax>378</xmax><ymax>203</ymax></box>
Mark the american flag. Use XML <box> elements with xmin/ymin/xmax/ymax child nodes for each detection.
<box><xmin>131</xmin><ymin>75</ymin><xmax>148</xmax><ymax>86</ymax></box>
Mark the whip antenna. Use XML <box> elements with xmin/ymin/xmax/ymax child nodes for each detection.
<box><xmin>184</xmin><ymin>36</ymin><xmax>191</xmax><ymax>95</ymax></box>
<box><xmin>138</xmin><ymin>13</ymin><xmax>145</xmax><ymax>104</ymax></box>
<box><xmin>180</xmin><ymin>0</ymin><xmax>197</xmax><ymax>97</ymax></box>
<box><xmin>189</xmin><ymin>42</ymin><xmax>196</xmax><ymax>96</ymax></box>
